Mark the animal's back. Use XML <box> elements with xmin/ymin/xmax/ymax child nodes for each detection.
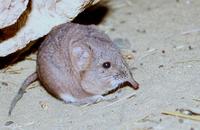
<box><xmin>37</xmin><ymin>23</ymin><xmax>73</xmax><ymax>98</ymax></box>
<box><xmin>36</xmin><ymin>23</ymin><xmax>94</xmax><ymax>99</ymax></box>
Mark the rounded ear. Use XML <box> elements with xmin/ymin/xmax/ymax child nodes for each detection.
<box><xmin>71</xmin><ymin>44</ymin><xmax>92</xmax><ymax>72</ymax></box>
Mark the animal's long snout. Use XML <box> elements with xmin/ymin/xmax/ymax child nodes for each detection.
<box><xmin>123</xmin><ymin>80</ymin><xmax>139</xmax><ymax>90</ymax></box>
<box><xmin>129</xmin><ymin>80</ymin><xmax>139</xmax><ymax>90</ymax></box>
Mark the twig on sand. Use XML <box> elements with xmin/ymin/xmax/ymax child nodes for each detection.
<box><xmin>162</xmin><ymin>110</ymin><xmax>200</xmax><ymax>121</ymax></box>
<box><xmin>175</xmin><ymin>59</ymin><xmax>200</xmax><ymax>64</ymax></box>
<box><xmin>192</xmin><ymin>98</ymin><xmax>200</xmax><ymax>102</ymax></box>
<box><xmin>181</xmin><ymin>28</ymin><xmax>200</xmax><ymax>35</ymax></box>
<box><xmin>137</xmin><ymin>50</ymin><xmax>157</xmax><ymax>62</ymax></box>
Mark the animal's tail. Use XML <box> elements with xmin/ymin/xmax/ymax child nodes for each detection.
<box><xmin>8</xmin><ymin>72</ymin><xmax>38</xmax><ymax>116</ymax></box>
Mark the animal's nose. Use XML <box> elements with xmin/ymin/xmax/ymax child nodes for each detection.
<box><xmin>122</xmin><ymin>80</ymin><xmax>139</xmax><ymax>90</ymax></box>
<box><xmin>130</xmin><ymin>80</ymin><xmax>139</xmax><ymax>90</ymax></box>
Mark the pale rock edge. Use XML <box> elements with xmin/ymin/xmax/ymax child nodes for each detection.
<box><xmin>0</xmin><ymin>0</ymin><xmax>100</xmax><ymax>57</ymax></box>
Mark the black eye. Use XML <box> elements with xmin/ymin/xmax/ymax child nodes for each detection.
<box><xmin>102</xmin><ymin>62</ymin><xmax>111</xmax><ymax>69</ymax></box>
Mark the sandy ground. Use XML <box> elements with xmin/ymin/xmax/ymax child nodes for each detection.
<box><xmin>1</xmin><ymin>0</ymin><xmax>200</xmax><ymax>130</ymax></box>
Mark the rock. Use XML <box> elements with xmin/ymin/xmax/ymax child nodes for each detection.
<box><xmin>0</xmin><ymin>0</ymin><xmax>100</xmax><ymax>57</ymax></box>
